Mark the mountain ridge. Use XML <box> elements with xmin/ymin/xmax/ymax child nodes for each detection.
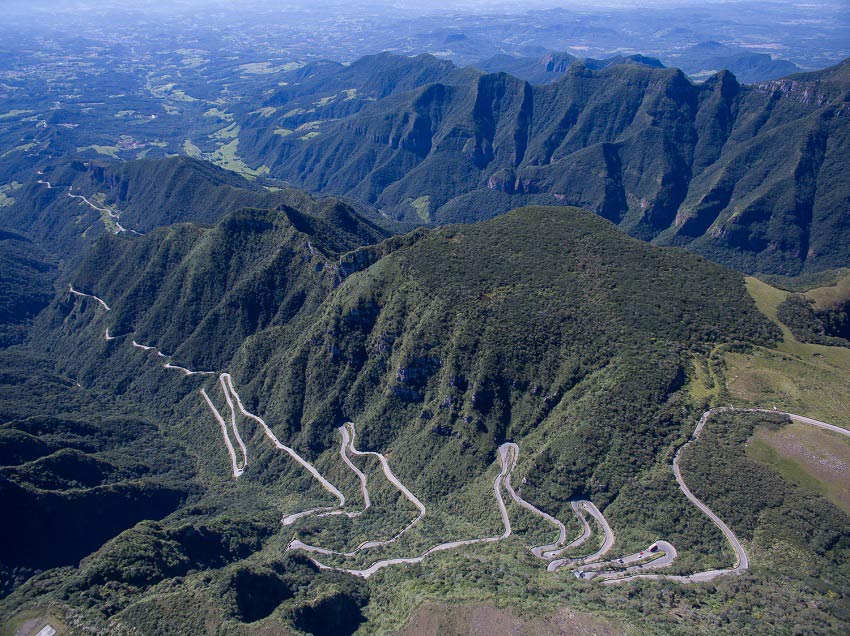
<box><xmin>234</xmin><ymin>54</ymin><xmax>850</xmax><ymax>275</ymax></box>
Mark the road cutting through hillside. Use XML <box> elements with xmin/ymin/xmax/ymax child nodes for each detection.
<box><xmin>61</xmin><ymin>278</ymin><xmax>850</xmax><ymax>585</ymax></box>
<box><xmin>334</xmin><ymin>422</ymin><xmax>425</xmax><ymax>544</ymax></box>
<box><xmin>330</xmin><ymin>423</ymin><xmax>371</xmax><ymax>516</ymax></box>
<box><xmin>131</xmin><ymin>338</ymin><xmax>215</xmax><ymax>375</ymax></box>
<box><xmin>219</xmin><ymin>373</ymin><xmax>347</xmax><ymax>523</ymax></box>
<box><xmin>67</xmin><ymin>186</ymin><xmax>132</xmax><ymax>235</ymax></box>
<box><xmin>542</xmin><ymin>501</ymin><xmax>593</xmax><ymax>558</ymax></box>
<box><xmin>500</xmin><ymin>442</ymin><xmax>567</xmax><ymax>557</ymax></box>
<box><xmin>68</xmin><ymin>284</ymin><xmax>111</xmax><ymax>311</ymax></box>
<box><xmin>499</xmin><ymin>446</ymin><xmax>612</xmax><ymax>563</ymax></box>
<box><xmin>578</xmin><ymin>541</ymin><xmax>678</xmax><ymax>581</ymax></box>
<box><xmin>601</xmin><ymin>407</ymin><xmax>850</xmax><ymax>585</ymax></box>
<box><xmin>200</xmin><ymin>387</ymin><xmax>246</xmax><ymax>478</ymax></box>
<box><xmin>37</xmin><ymin>174</ymin><xmax>140</xmax><ymax>234</ymax></box>
<box><xmin>216</xmin><ymin>374</ymin><xmax>250</xmax><ymax>472</ymax></box>
<box><xmin>288</xmin><ymin>422</ymin><xmax>427</xmax><ymax>557</ymax></box>
<box><xmin>163</xmin><ymin>361</ymin><xmax>216</xmax><ymax>376</ymax></box>
<box><xmin>297</xmin><ymin>442</ymin><xmax>516</xmax><ymax>579</ymax></box>
<box><xmin>546</xmin><ymin>501</ymin><xmax>615</xmax><ymax>571</ymax></box>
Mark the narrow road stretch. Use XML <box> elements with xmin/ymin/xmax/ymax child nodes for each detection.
<box><xmin>68</xmin><ymin>284</ymin><xmax>111</xmax><ymax>311</ymax></box>
<box><xmin>333</xmin><ymin>423</ymin><xmax>371</xmax><ymax>516</ymax></box>
<box><xmin>578</xmin><ymin>541</ymin><xmax>678</xmax><ymax>581</ymax></box>
<box><xmin>542</xmin><ymin>501</ymin><xmax>593</xmax><ymax>559</ymax></box>
<box><xmin>37</xmin><ymin>174</ymin><xmax>141</xmax><ymax>235</ymax></box>
<box><xmin>288</xmin><ymin>422</ymin><xmax>426</xmax><ymax>557</ymax></box>
<box><xmin>63</xmin><ymin>279</ymin><xmax>850</xmax><ymax>586</ymax></box>
<box><xmin>500</xmin><ymin>442</ymin><xmax>567</xmax><ymax>558</ymax></box>
<box><xmin>547</xmin><ymin>501</ymin><xmax>615</xmax><ymax>571</ymax></box>
<box><xmin>500</xmin><ymin>459</ymin><xmax>610</xmax><ymax>564</ymax></box>
<box><xmin>131</xmin><ymin>339</ymin><xmax>214</xmax><ymax>376</ymax></box>
<box><xmin>219</xmin><ymin>373</ymin><xmax>347</xmax><ymax>524</ymax></box>
<box><xmin>603</xmin><ymin>407</ymin><xmax>850</xmax><ymax>585</ymax></box>
<box><xmin>296</xmin><ymin>442</ymin><xmax>517</xmax><ymax>579</ymax></box>
<box><xmin>334</xmin><ymin>422</ymin><xmax>426</xmax><ymax>545</ymax></box>
<box><xmin>200</xmin><ymin>387</ymin><xmax>246</xmax><ymax>478</ymax></box>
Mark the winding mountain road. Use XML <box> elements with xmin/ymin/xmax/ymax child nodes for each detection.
<box><xmin>289</xmin><ymin>422</ymin><xmax>426</xmax><ymax>556</ymax></box>
<box><xmin>131</xmin><ymin>338</ymin><xmax>214</xmax><ymax>376</ymax></box>
<box><xmin>580</xmin><ymin>541</ymin><xmax>678</xmax><ymax>581</ymax></box>
<box><xmin>547</xmin><ymin>501</ymin><xmax>615</xmax><ymax>571</ymax></box>
<box><xmin>219</xmin><ymin>373</ymin><xmax>347</xmax><ymax>523</ymax></box>
<box><xmin>37</xmin><ymin>174</ymin><xmax>140</xmax><ymax>235</ymax></box>
<box><xmin>601</xmin><ymin>407</ymin><xmax>850</xmax><ymax>585</ymax></box>
<box><xmin>542</xmin><ymin>501</ymin><xmax>593</xmax><ymax>558</ymax></box>
<box><xmin>337</xmin><ymin>422</ymin><xmax>426</xmax><ymax>546</ymax></box>
<box><xmin>669</xmin><ymin>408</ymin><xmax>748</xmax><ymax>577</ymax></box>
<box><xmin>200</xmin><ymin>387</ymin><xmax>246</xmax><ymax>478</ymax></box>
<box><xmin>332</xmin><ymin>423</ymin><xmax>371</xmax><ymax>516</ymax></box>
<box><xmin>61</xmin><ymin>275</ymin><xmax>850</xmax><ymax>585</ymax></box>
<box><xmin>297</xmin><ymin>442</ymin><xmax>517</xmax><ymax>579</ymax></box>
<box><xmin>68</xmin><ymin>285</ymin><xmax>111</xmax><ymax>311</ymax></box>
<box><xmin>500</xmin><ymin>453</ymin><xmax>609</xmax><ymax>563</ymax></box>
<box><xmin>500</xmin><ymin>442</ymin><xmax>568</xmax><ymax>558</ymax></box>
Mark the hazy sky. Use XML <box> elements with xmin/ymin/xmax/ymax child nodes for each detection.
<box><xmin>3</xmin><ymin>0</ymin><xmax>799</xmax><ymax>15</ymax></box>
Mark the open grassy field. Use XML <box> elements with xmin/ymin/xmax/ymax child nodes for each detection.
<box><xmin>805</xmin><ymin>270</ymin><xmax>850</xmax><ymax>310</ymax></box>
<box><xmin>724</xmin><ymin>277</ymin><xmax>850</xmax><ymax>428</ymax></box>
<box><xmin>2</xmin><ymin>609</ymin><xmax>67</xmax><ymax>636</ymax></box>
<box><xmin>748</xmin><ymin>421</ymin><xmax>850</xmax><ymax>513</ymax></box>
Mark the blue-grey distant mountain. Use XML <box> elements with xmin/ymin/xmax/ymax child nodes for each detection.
<box><xmin>476</xmin><ymin>52</ymin><xmax>665</xmax><ymax>85</ymax></box>
<box><xmin>665</xmin><ymin>41</ymin><xmax>803</xmax><ymax>84</ymax></box>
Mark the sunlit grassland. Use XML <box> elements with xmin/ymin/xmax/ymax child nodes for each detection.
<box><xmin>724</xmin><ymin>277</ymin><xmax>850</xmax><ymax>428</ymax></box>
<box><xmin>748</xmin><ymin>420</ymin><xmax>850</xmax><ymax>514</ymax></box>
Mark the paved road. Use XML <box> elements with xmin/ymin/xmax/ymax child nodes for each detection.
<box><xmin>68</xmin><ymin>284</ymin><xmax>111</xmax><ymax>311</ymax></box>
<box><xmin>670</xmin><ymin>409</ymin><xmax>748</xmax><ymax>576</ymax></box>
<box><xmin>322</xmin><ymin>423</ymin><xmax>371</xmax><ymax>518</ymax></box>
<box><xmin>131</xmin><ymin>338</ymin><xmax>214</xmax><ymax>376</ymax></box>
<box><xmin>163</xmin><ymin>361</ymin><xmax>215</xmax><ymax>376</ymax></box>
<box><xmin>301</xmin><ymin>442</ymin><xmax>518</xmax><ymax>579</ymax></box>
<box><xmin>542</xmin><ymin>501</ymin><xmax>593</xmax><ymax>559</ymax></box>
<box><xmin>67</xmin><ymin>187</ymin><xmax>141</xmax><ymax>235</ymax></box>
<box><xmin>64</xmin><ymin>279</ymin><xmax>850</xmax><ymax>585</ymax></box>
<box><xmin>340</xmin><ymin>422</ymin><xmax>426</xmax><ymax>547</ymax></box>
<box><xmin>218</xmin><ymin>374</ymin><xmax>250</xmax><ymax>472</ymax></box>
<box><xmin>501</xmin><ymin>462</ymin><xmax>610</xmax><ymax>563</ymax></box>
<box><xmin>200</xmin><ymin>387</ymin><xmax>245</xmax><ymax>478</ymax></box>
<box><xmin>756</xmin><ymin>410</ymin><xmax>850</xmax><ymax>440</ymax></box>
<box><xmin>581</xmin><ymin>541</ymin><xmax>677</xmax><ymax>581</ymax></box>
<box><xmin>38</xmin><ymin>175</ymin><xmax>139</xmax><ymax>235</ymax></box>
<box><xmin>219</xmin><ymin>373</ymin><xmax>347</xmax><ymax>523</ymax></box>
<box><xmin>289</xmin><ymin>422</ymin><xmax>426</xmax><ymax>556</ymax></box>
<box><xmin>547</xmin><ymin>501</ymin><xmax>615</xmax><ymax>571</ymax></box>
<box><xmin>500</xmin><ymin>442</ymin><xmax>568</xmax><ymax>558</ymax></box>
<box><xmin>603</xmin><ymin>407</ymin><xmax>850</xmax><ymax>585</ymax></box>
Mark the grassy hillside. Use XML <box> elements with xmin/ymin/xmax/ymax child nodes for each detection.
<box><xmin>725</xmin><ymin>277</ymin><xmax>850</xmax><ymax>428</ymax></box>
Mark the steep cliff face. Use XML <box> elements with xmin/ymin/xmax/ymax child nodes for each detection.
<box><xmin>237</xmin><ymin>55</ymin><xmax>850</xmax><ymax>275</ymax></box>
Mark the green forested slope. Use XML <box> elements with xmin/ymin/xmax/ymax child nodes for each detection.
<box><xmin>4</xmin><ymin>203</ymin><xmax>811</xmax><ymax>636</ymax></box>
<box><xmin>235</xmin><ymin>55</ymin><xmax>850</xmax><ymax>275</ymax></box>
<box><xmin>4</xmin><ymin>156</ymin><xmax>387</xmax><ymax>266</ymax></box>
<box><xmin>0</xmin><ymin>228</ymin><xmax>55</xmax><ymax>346</ymax></box>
